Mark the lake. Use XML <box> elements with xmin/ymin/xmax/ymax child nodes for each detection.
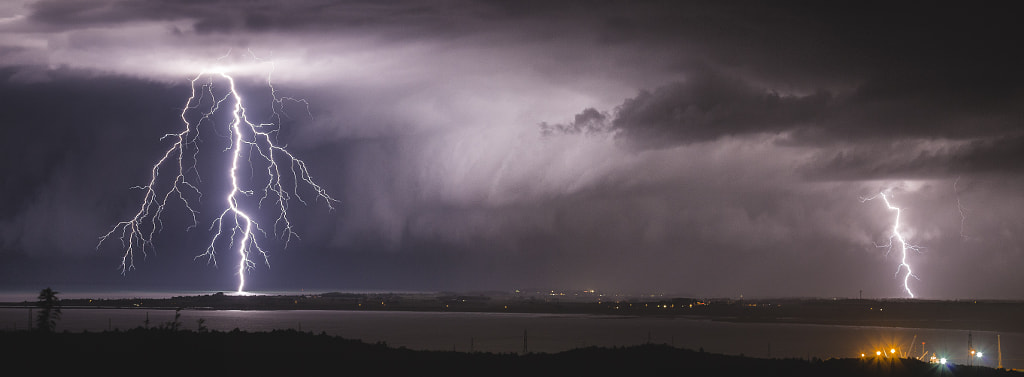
<box><xmin>2</xmin><ymin>307</ymin><xmax>1020</xmax><ymax>369</ymax></box>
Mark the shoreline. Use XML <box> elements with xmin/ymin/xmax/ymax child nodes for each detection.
<box><xmin>5</xmin><ymin>292</ymin><xmax>1024</xmax><ymax>333</ymax></box>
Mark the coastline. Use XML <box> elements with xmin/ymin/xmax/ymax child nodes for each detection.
<box><xmin>4</xmin><ymin>292</ymin><xmax>1024</xmax><ymax>334</ymax></box>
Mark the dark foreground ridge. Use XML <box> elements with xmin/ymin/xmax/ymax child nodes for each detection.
<box><xmin>2</xmin><ymin>329</ymin><xmax>1020</xmax><ymax>376</ymax></box>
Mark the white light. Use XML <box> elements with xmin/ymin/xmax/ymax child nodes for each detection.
<box><xmin>98</xmin><ymin>53</ymin><xmax>337</xmax><ymax>292</ymax></box>
<box><xmin>861</xmin><ymin>191</ymin><xmax>922</xmax><ymax>298</ymax></box>
<box><xmin>977</xmin><ymin>352</ymin><xmax>983</xmax><ymax>358</ymax></box>
<box><xmin>940</xmin><ymin>358</ymin><xmax>947</xmax><ymax>364</ymax></box>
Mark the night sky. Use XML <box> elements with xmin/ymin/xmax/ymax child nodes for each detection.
<box><xmin>1</xmin><ymin>1</ymin><xmax>1023</xmax><ymax>299</ymax></box>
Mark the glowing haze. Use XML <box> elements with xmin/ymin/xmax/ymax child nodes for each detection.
<box><xmin>2</xmin><ymin>1</ymin><xmax>1024</xmax><ymax>298</ymax></box>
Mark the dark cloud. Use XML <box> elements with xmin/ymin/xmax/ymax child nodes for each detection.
<box><xmin>555</xmin><ymin>59</ymin><xmax>1023</xmax><ymax>150</ymax></box>
<box><xmin>24</xmin><ymin>0</ymin><xmax>491</xmax><ymax>37</ymax></box>
<box><xmin>608</xmin><ymin>71</ymin><xmax>832</xmax><ymax>148</ymax></box>
<box><xmin>527</xmin><ymin>1</ymin><xmax>1024</xmax><ymax>151</ymax></box>
<box><xmin>801</xmin><ymin>135</ymin><xmax>1024</xmax><ymax>181</ymax></box>
<box><xmin>539</xmin><ymin>108</ymin><xmax>610</xmax><ymax>136</ymax></box>
<box><xmin>24</xmin><ymin>0</ymin><xmax>185</xmax><ymax>30</ymax></box>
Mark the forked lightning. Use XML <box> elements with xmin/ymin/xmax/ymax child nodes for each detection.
<box><xmin>861</xmin><ymin>191</ymin><xmax>921</xmax><ymax>298</ymax></box>
<box><xmin>98</xmin><ymin>58</ymin><xmax>337</xmax><ymax>292</ymax></box>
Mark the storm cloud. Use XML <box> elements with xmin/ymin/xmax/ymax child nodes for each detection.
<box><xmin>1</xmin><ymin>0</ymin><xmax>1023</xmax><ymax>298</ymax></box>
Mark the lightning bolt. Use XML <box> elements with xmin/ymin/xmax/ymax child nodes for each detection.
<box><xmin>954</xmin><ymin>176</ymin><xmax>968</xmax><ymax>241</ymax></box>
<box><xmin>98</xmin><ymin>54</ymin><xmax>337</xmax><ymax>293</ymax></box>
<box><xmin>860</xmin><ymin>191</ymin><xmax>921</xmax><ymax>298</ymax></box>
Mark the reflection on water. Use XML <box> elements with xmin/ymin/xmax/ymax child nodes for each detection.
<box><xmin>1</xmin><ymin>308</ymin><xmax>1020</xmax><ymax>369</ymax></box>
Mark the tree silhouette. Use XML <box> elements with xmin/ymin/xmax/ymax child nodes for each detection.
<box><xmin>35</xmin><ymin>287</ymin><xmax>62</xmax><ymax>333</ymax></box>
<box><xmin>160</xmin><ymin>308</ymin><xmax>183</xmax><ymax>331</ymax></box>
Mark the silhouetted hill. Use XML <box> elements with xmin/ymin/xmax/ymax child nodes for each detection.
<box><xmin>2</xmin><ymin>329</ymin><xmax>1019</xmax><ymax>376</ymax></box>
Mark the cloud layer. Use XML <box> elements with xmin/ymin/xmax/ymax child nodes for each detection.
<box><xmin>2</xmin><ymin>1</ymin><xmax>1023</xmax><ymax>298</ymax></box>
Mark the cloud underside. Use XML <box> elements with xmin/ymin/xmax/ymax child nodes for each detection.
<box><xmin>542</xmin><ymin>63</ymin><xmax>1023</xmax><ymax>180</ymax></box>
<box><xmin>2</xmin><ymin>0</ymin><xmax>1024</xmax><ymax>297</ymax></box>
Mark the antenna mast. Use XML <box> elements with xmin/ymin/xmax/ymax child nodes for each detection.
<box><xmin>968</xmin><ymin>331</ymin><xmax>975</xmax><ymax>366</ymax></box>
<box><xmin>998</xmin><ymin>334</ymin><xmax>1003</xmax><ymax>369</ymax></box>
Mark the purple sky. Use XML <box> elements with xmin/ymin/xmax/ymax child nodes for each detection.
<box><xmin>1</xmin><ymin>1</ymin><xmax>1023</xmax><ymax>298</ymax></box>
